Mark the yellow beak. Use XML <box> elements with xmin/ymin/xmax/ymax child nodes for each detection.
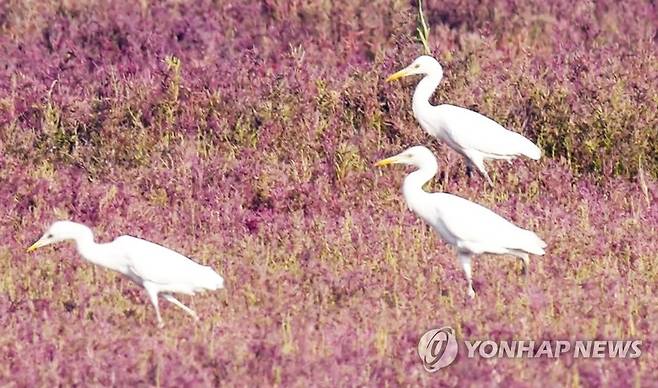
<box><xmin>26</xmin><ymin>239</ymin><xmax>43</xmax><ymax>253</ymax></box>
<box><xmin>385</xmin><ymin>68</ymin><xmax>410</xmax><ymax>82</ymax></box>
<box><xmin>374</xmin><ymin>156</ymin><xmax>399</xmax><ymax>167</ymax></box>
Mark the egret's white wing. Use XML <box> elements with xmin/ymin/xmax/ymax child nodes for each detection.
<box><xmin>433</xmin><ymin>104</ymin><xmax>541</xmax><ymax>159</ymax></box>
<box><xmin>429</xmin><ymin>193</ymin><xmax>545</xmax><ymax>254</ymax></box>
<box><xmin>115</xmin><ymin>236</ymin><xmax>222</xmax><ymax>291</ymax></box>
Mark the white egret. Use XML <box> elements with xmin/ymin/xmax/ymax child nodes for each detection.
<box><xmin>386</xmin><ymin>56</ymin><xmax>542</xmax><ymax>185</ymax></box>
<box><xmin>375</xmin><ymin>146</ymin><xmax>546</xmax><ymax>297</ymax></box>
<box><xmin>27</xmin><ymin>221</ymin><xmax>224</xmax><ymax>327</ymax></box>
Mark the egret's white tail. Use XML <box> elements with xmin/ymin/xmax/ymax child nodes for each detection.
<box><xmin>521</xmin><ymin>231</ymin><xmax>547</xmax><ymax>255</ymax></box>
<box><xmin>520</xmin><ymin>139</ymin><xmax>542</xmax><ymax>160</ymax></box>
<box><xmin>506</xmin><ymin>131</ymin><xmax>542</xmax><ymax>160</ymax></box>
<box><xmin>199</xmin><ymin>266</ymin><xmax>225</xmax><ymax>290</ymax></box>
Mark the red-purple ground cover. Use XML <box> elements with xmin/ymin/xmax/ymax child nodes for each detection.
<box><xmin>0</xmin><ymin>0</ymin><xmax>656</xmax><ymax>385</ymax></box>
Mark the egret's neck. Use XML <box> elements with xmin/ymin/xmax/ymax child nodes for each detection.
<box><xmin>402</xmin><ymin>163</ymin><xmax>438</xmax><ymax>208</ymax></box>
<box><xmin>412</xmin><ymin>73</ymin><xmax>442</xmax><ymax>117</ymax></box>
<box><xmin>73</xmin><ymin>231</ymin><xmax>122</xmax><ymax>273</ymax></box>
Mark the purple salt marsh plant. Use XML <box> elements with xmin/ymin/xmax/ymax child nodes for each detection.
<box><xmin>0</xmin><ymin>0</ymin><xmax>656</xmax><ymax>385</ymax></box>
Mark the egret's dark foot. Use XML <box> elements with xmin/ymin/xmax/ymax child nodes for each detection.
<box><xmin>465</xmin><ymin>165</ymin><xmax>474</xmax><ymax>179</ymax></box>
<box><xmin>518</xmin><ymin>256</ymin><xmax>529</xmax><ymax>275</ymax></box>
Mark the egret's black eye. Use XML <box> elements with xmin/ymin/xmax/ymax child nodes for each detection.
<box><xmin>46</xmin><ymin>234</ymin><xmax>53</xmax><ymax>239</ymax></box>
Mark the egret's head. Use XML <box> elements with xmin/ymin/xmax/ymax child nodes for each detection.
<box><xmin>27</xmin><ymin>221</ymin><xmax>90</xmax><ymax>252</ymax></box>
<box><xmin>375</xmin><ymin>146</ymin><xmax>438</xmax><ymax>169</ymax></box>
<box><xmin>386</xmin><ymin>56</ymin><xmax>443</xmax><ymax>82</ymax></box>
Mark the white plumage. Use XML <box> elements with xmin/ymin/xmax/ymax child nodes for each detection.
<box><xmin>376</xmin><ymin>146</ymin><xmax>546</xmax><ymax>297</ymax></box>
<box><xmin>386</xmin><ymin>55</ymin><xmax>542</xmax><ymax>185</ymax></box>
<box><xmin>27</xmin><ymin>221</ymin><xmax>224</xmax><ymax>327</ymax></box>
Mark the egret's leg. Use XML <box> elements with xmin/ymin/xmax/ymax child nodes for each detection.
<box><xmin>163</xmin><ymin>294</ymin><xmax>199</xmax><ymax>321</ymax></box>
<box><xmin>458</xmin><ymin>252</ymin><xmax>475</xmax><ymax>298</ymax></box>
<box><xmin>465</xmin><ymin>154</ymin><xmax>494</xmax><ymax>186</ymax></box>
<box><xmin>520</xmin><ymin>253</ymin><xmax>529</xmax><ymax>275</ymax></box>
<box><xmin>510</xmin><ymin>251</ymin><xmax>530</xmax><ymax>275</ymax></box>
<box><xmin>480</xmin><ymin>169</ymin><xmax>494</xmax><ymax>187</ymax></box>
<box><xmin>144</xmin><ymin>284</ymin><xmax>164</xmax><ymax>328</ymax></box>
